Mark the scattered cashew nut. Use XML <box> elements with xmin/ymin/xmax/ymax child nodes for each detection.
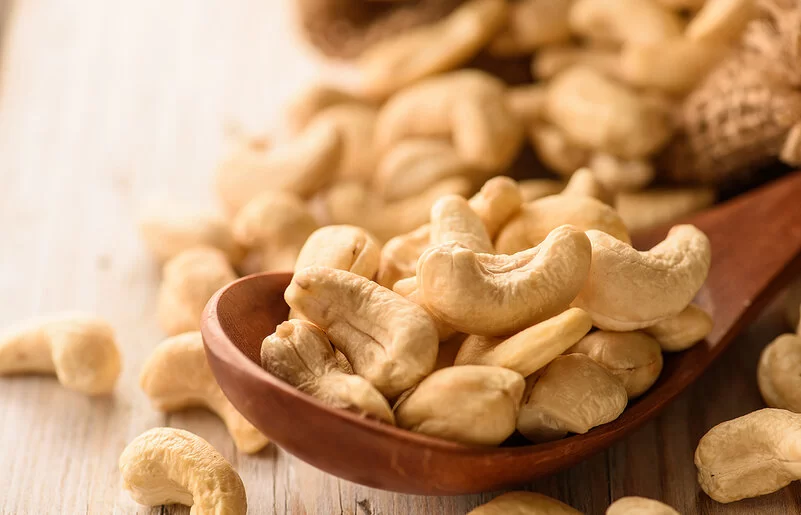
<box><xmin>469</xmin><ymin>491</ymin><xmax>582</xmax><ymax>515</ymax></box>
<box><xmin>758</xmin><ymin>333</ymin><xmax>801</xmax><ymax>413</ymax></box>
<box><xmin>606</xmin><ymin>496</ymin><xmax>680</xmax><ymax>515</ymax></box>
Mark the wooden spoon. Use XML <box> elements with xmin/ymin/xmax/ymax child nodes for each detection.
<box><xmin>202</xmin><ymin>171</ymin><xmax>801</xmax><ymax>495</ymax></box>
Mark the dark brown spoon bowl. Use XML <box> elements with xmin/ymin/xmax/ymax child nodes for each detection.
<box><xmin>202</xmin><ymin>171</ymin><xmax>801</xmax><ymax>495</ymax></box>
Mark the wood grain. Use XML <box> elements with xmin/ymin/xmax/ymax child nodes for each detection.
<box><xmin>0</xmin><ymin>1</ymin><xmax>799</xmax><ymax>513</ymax></box>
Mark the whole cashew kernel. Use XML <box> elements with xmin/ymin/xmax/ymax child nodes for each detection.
<box><xmin>568</xmin><ymin>331</ymin><xmax>664</xmax><ymax>398</ymax></box>
<box><xmin>157</xmin><ymin>247</ymin><xmax>238</xmax><ymax>336</ymax></box>
<box><xmin>606</xmin><ymin>497</ymin><xmax>680</xmax><ymax>515</ymax></box>
<box><xmin>0</xmin><ymin>313</ymin><xmax>121</xmax><ymax>395</ymax></box>
<box><xmin>417</xmin><ymin>225</ymin><xmax>592</xmax><ymax>336</ymax></box>
<box><xmin>140</xmin><ymin>332</ymin><xmax>269</xmax><ymax>453</ymax></box>
<box><xmin>466</xmin><ymin>175</ymin><xmax>525</xmax><ymax>239</ymax></box>
<box><xmin>695</xmin><ymin>408</ymin><xmax>801</xmax><ymax>503</ymax></box>
<box><xmin>294</xmin><ymin>225</ymin><xmax>380</xmax><ymax>280</ymax></box>
<box><xmin>686</xmin><ymin>0</ymin><xmax>756</xmax><ymax>44</ymax></box>
<box><xmin>488</xmin><ymin>0</ymin><xmax>573</xmax><ymax>56</ymax></box>
<box><xmin>529</xmin><ymin>123</ymin><xmax>591</xmax><ymax>177</ymax></box>
<box><xmin>505</xmin><ymin>84</ymin><xmax>546</xmax><ymax>124</ymax></box>
<box><xmin>469</xmin><ymin>491</ymin><xmax>582</xmax><ymax>515</ymax></box>
<box><xmin>394</xmin><ymin>365</ymin><xmax>525</xmax><ymax>446</ymax></box>
<box><xmin>430</xmin><ymin>194</ymin><xmax>494</xmax><ymax>253</ymax></box>
<box><xmin>643</xmin><ymin>304</ymin><xmax>713</xmax><ymax>352</ymax></box>
<box><xmin>261</xmin><ymin>320</ymin><xmax>394</xmax><ymax>424</ymax></box>
<box><xmin>285</xmin><ymin>267</ymin><xmax>438</xmax><ymax>398</ymax></box>
<box><xmin>517</xmin><ymin>353</ymin><xmax>628</xmax><ymax>442</ymax></box>
<box><xmin>119</xmin><ymin>427</ymin><xmax>247</xmax><ymax>514</ymax></box>
<box><xmin>561</xmin><ymin>167</ymin><xmax>615</xmax><ymax>205</ymax></box>
<box><xmin>569</xmin><ymin>0</ymin><xmax>684</xmax><ymax>45</ymax></box>
<box><xmin>572</xmin><ymin>225</ymin><xmax>711</xmax><ymax>331</ymax></box>
<box><xmin>285</xmin><ymin>84</ymin><xmax>366</xmax><ymax>134</ymax></box>
<box><xmin>377</xmin><ymin>225</ymin><xmax>431</xmax><ymax>289</ymax></box>
<box><xmin>758</xmin><ymin>334</ymin><xmax>801</xmax><ymax>413</ymax></box>
<box><xmin>532</xmin><ymin>44</ymin><xmax>622</xmax><ymax>80</ymax></box>
<box><xmin>454</xmin><ymin>308</ymin><xmax>593</xmax><ymax>377</ymax></box>
<box><xmin>589</xmin><ymin>152</ymin><xmax>655</xmax><ymax>195</ymax></box>
<box><xmin>305</xmin><ymin>103</ymin><xmax>378</xmax><ymax>183</ymax></box>
<box><xmin>615</xmin><ymin>188</ymin><xmax>716</xmax><ymax>232</ymax></box>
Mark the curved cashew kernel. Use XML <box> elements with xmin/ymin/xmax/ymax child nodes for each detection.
<box><xmin>119</xmin><ymin>427</ymin><xmax>246</xmax><ymax>514</ymax></box>
<box><xmin>377</xmin><ymin>225</ymin><xmax>431</xmax><ymax>289</ymax></box>
<box><xmin>261</xmin><ymin>320</ymin><xmax>394</xmax><ymax>424</ymax></box>
<box><xmin>529</xmin><ymin>123</ymin><xmax>591</xmax><ymax>177</ymax></box>
<box><xmin>686</xmin><ymin>0</ymin><xmax>756</xmax><ymax>44</ymax></box>
<box><xmin>430</xmin><ymin>195</ymin><xmax>493</xmax><ymax>253</ymax></box>
<box><xmin>644</xmin><ymin>304</ymin><xmax>713</xmax><ymax>352</ymax></box>
<box><xmin>375</xmin><ymin>70</ymin><xmax>524</xmax><ymax>173</ymax></box>
<box><xmin>494</xmin><ymin>195</ymin><xmax>630</xmax><ymax>254</ymax></box>
<box><xmin>573</xmin><ymin>226</ymin><xmax>711</xmax><ymax>331</ymax></box>
<box><xmin>232</xmin><ymin>191</ymin><xmax>319</xmax><ymax>272</ymax></box>
<box><xmin>505</xmin><ymin>84</ymin><xmax>546</xmax><ymax>124</ymax></box>
<box><xmin>568</xmin><ymin>331</ymin><xmax>664</xmax><ymax>398</ymax></box>
<box><xmin>606</xmin><ymin>497</ymin><xmax>679</xmax><ymax>515</ymax></box>
<box><xmin>374</xmin><ymin>139</ymin><xmax>475</xmax><ymax>202</ymax></box>
<box><xmin>140</xmin><ymin>332</ymin><xmax>269</xmax><ymax>453</ymax></box>
<box><xmin>561</xmin><ymin>167</ymin><xmax>614</xmax><ymax>205</ymax></box>
<box><xmin>569</xmin><ymin>0</ymin><xmax>684</xmax><ymax>45</ymax></box>
<box><xmin>517</xmin><ymin>354</ymin><xmax>628</xmax><ymax>443</ymax></box>
<box><xmin>488</xmin><ymin>0</ymin><xmax>573</xmax><ymax>56</ymax></box>
<box><xmin>695</xmin><ymin>408</ymin><xmax>801</xmax><ymax>503</ymax></box>
<box><xmin>418</xmin><ymin>225</ymin><xmax>592</xmax><ymax>336</ymax></box>
<box><xmin>466</xmin><ymin>175</ymin><xmax>525</xmax><ymax>240</ymax></box>
<box><xmin>294</xmin><ymin>225</ymin><xmax>380</xmax><ymax>280</ymax></box>
<box><xmin>285</xmin><ymin>267</ymin><xmax>438</xmax><ymax>398</ymax></box>
<box><xmin>588</xmin><ymin>153</ymin><xmax>655</xmax><ymax>195</ymax></box>
<box><xmin>758</xmin><ymin>334</ymin><xmax>801</xmax><ymax>413</ymax></box>
<box><xmin>157</xmin><ymin>247</ymin><xmax>238</xmax><ymax>336</ymax></box>
<box><xmin>532</xmin><ymin>44</ymin><xmax>622</xmax><ymax>80</ymax></box>
<box><xmin>0</xmin><ymin>313</ymin><xmax>121</xmax><ymax>395</ymax></box>
<box><xmin>305</xmin><ymin>103</ymin><xmax>378</xmax><ymax>183</ymax></box>
<box><xmin>455</xmin><ymin>308</ymin><xmax>592</xmax><ymax>377</ymax></box>
<box><xmin>215</xmin><ymin>123</ymin><xmax>341</xmax><ymax>214</ymax></box>
<box><xmin>615</xmin><ymin>188</ymin><xmax>716</xmax><ymax>232</ymax></box>
<box><xmin>469</xmin><ymin>491</ymin><xmax>582</xmax><ymax>515</ymax></box>
<box><xmin>519</xmin><ymin>179</ymin><xmax>565</xmax><ymax>201</ymax></box>
<box><xmin>285</xmin><ymin>84</ymin><xmax>366</xmax><ymax>134</ymax></box>
<box><xmin>357</xmin><ymin>0</ymin><xmax>508</xmax><ymax>98</ymax></box>
<box><xmin>394</xmin><ymin>365</ymin><xmax>525</xmax><ymax>446</ymax></box>
<box><xmin>545</xmin><ymin>67</ymin><xmax>674</xmax><ymax>159</ymax></box>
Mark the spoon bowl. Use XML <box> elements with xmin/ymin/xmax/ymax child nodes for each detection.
<box><xmin>202</xmin><ymin>171</ymin><xmax>801</xmax><ymax>495</ymax></box>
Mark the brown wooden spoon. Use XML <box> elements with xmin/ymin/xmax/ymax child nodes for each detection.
<box><xmin>201</xmin><ymin>171</ymin><xmax>801</xmax><ymax>495</ymax></box>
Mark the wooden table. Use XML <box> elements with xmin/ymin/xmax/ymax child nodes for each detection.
<box><xmin>1</xmin><ymin>1</ymin><xmax>799</xmax><ymax>513</ymax></box>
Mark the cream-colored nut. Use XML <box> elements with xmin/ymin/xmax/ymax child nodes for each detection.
<box><xmin>357</xmin><ymin>0</ymin><xmax>508</xmax><ymax>98</ymax></box>
<box><xmin>518</xmin><ymin>179</ymin><xmax>565</xmax><ymax>201</ymax></box>
<box><xmin>757</xmin><ymin>334</ymin><xmax>801</xmax><ymax>412</ymax></box>
<box><xmin>606</xmin><ymin>497</ymin><xmax>680</xmax><ymax>515</ymax></box>
<box><xmin>494</xmin><ymin>195</ymin><xmax>630</xmax><ymax>254</ymax></box>
<box><xmin>395</xmin><ymin>285</ymin><xmax>458</xmax><ymax>342</ymax></box>
<box><xmin>655</xmin><ymin>0</ymin><xmax>705</xmax><ymax>10</ymax></box>
<box><xmin>569</xmin><ymin>0</ymin><xmax>684</xmax><ymax>45</ymax></box>
<box><xmin>140</xmin><ymin>332</ymin><xmax>269</xmax><ymax>453</ymax></box>
<box><xmin>488</xmin><ymin>0</ymin><xmax>573</xmax><ymax>56</ymax></box>
<box><xmin>285</xmin><ymin>267</ymin><xmax>438</xmax><ymax>398</ymax></box>
<box><xmin>589</xmin><ymin>153</ymin><xmax>655</xmax><ymax>195</ymax></box>
<box><xmin>294</xmin><ymin>225</ymin><xmax>380</xmax><ymax>280</ymax></box>
<box><xmin>529</xmin><ymin>123</ymin><xmax>591</xmax><ymax>177</ymax></box>
<box><xmin>695</xmin><ymin>408</ymin><xmax>801</xmax><ymax>503</ymax></box>
<box><xmin>138</xmin><ymin>205</ymin><xmax>244</xmax><ymax>265</ymax></box>
<box><xmin>466</xmin><ymin>175</ymin><xmax>525</xmax><ymax>240</ymax></box>
<box><xmin>469</xmin><ymin>491</ymin><xmax>582</xmax><ymax>515</ymax></box>
<box><xmin>394</xmin><ymin>365</ymin><xmax>525</xmax><ymax>446</ymax></box>
<box><xmin>546</xmin><ymin>67</ymin><xmax>674</xmax><ymax>159</ymax></box>
<box><xmin>518</xmin><ymin>353</ymin><xmax>628</xmax><ymax>442</ymax></box>
<box><xmin>374</xmin><ymin>139</ymin><xmax>475</xmax><ymax>202</ymax></box>
<box><xmin>376</xmin><ymin>70</ymin><xmax>524</xmax><ymax>174</ymax></box>
<box><xmin>532</xmin><ymin>44</ymin><xmax>622</xmax><ymax>80</ymax></box>
<box><xmin>561</xmin><ymin>167</ymin><xmax>615</xmax><ymax>205</ymax></box>
<box><xmin>569</xmin><ymin>331</ymin><xmax>664</xmax><ymax>398</ymax></box>
<box><xmin>572</xmin><ymin>225</ymin><xmax>712</xmax><ymax>331</ymax></box>
<box><xmin>0</xmin><ymin>313</ymin><xmax>121</xmax><ymax>395</ymax></box>
<box><xmin>377</xmin><ymin>225</ymin><xmax>431</xmax><ymax>289</ymax></box>
<box><xmin>620</xmin><ymin>39</ymin><xmax>727</xmax><ymax>94</ymax></box>
<box><xmin>430</xmin><ymin>195</ymin><xmax>494</xmax><ymax>253</ymax></box>
<box><xmin>615</xmin><ymin>188</ymin><xmax>716</xmax><ymax>232</ymax></box>
<box><xmin>505</xmin><ymin>84</ymin><xmax>547</xmax><ymax>124</ymax></box>
<box><xmin>215</xmin><ymin>123</ymin><xmax>341</xmax><ymax>214</ymax></box>
<box><xmin>455</xmin><ymin>308</ymin><xmax>593</xmax><ymax>377</ymax></box>
<box><xmin>285</xmin><ymin>84</ymin><xmax>365</xmax><ymax>134</ymax></box>
<box><xmin>418</xmin><ymin>225</ymin><xmax>592</xmax><ymax>336</ymax></box>
<box><xmin>644</xmin><ymin>304</ymin><xmax>713</xmax><ymax>352</ymax></box>
<box><xmin>306</xmin><ymin>103</ymin><xmax>378</xmax><ymax>183</ymax></box>
<box><xmin>686</xmin><ymin>0</ymin><xmax>755</xmax><ymax>44</ymax></box>
<box><xmin>232</xmin><ymin>191</ymin><xmax>319</xmax><ymax>272</ymax></box>
<box><xmin>261</xmin><ymin>320</ymin><xmax>394</xmax><ymax>423</ymax></box>
<box><xmin>119</xmin><ymin>427</ymin><xmax>246</xmax><ymax>514</ymax></box>
<box><xmin>784</xmin><ymin>276</ymin><xmax>801</xmax><ymax>333</ymax></box>
<box><xmin>157</xmin><ymin>247</ymin><xmax>238</xmax><ymax>336</ymax></box>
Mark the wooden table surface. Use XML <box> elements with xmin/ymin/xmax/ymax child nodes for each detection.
<box><xmin>1</xmin><ymin>1</ymin><xmax>800</xmax><ymax>514</ymax></box>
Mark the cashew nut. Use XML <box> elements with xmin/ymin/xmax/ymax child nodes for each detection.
<box><xmin>620</xmin><ymin>39</ymin><xmax>727</xmax><ymax>94</ymax></box>
<box><xmin>568</xmin><ymin>331</ymin><xmax>664</xmax><ymax>398</ymax></box>
<box><xmin>532</xmin><ymin>44</ymin><xmax>622</xmax><ymax>80</ymax></box>
<box><xmin>119</xmin><ymin>427</ymin><xmax>247</xmax><ymax>514</ymax></box>
<box><xmin>140</xmin><ymin>332</ymin><xmax>269</xmax><ymax>453</ymax></box>
<box><xmin>285</xmin><ymin>83</ymin><xmax>366</xmax><ymax>134</ymax></box>
<box><xmin>758</xmin><ymin>334</ymin><xmax>801</xmax><ymax>413</ymax></box>
<box><xmin>377</xmin><ymin>225</ymin><xmax>430</xmax><ymax>289</ymax></box>
<box><xmin>569</xmin><ymin>0</ymin><xmax>685</xmax><ymax>45</ymax></box>
<box><xmin>488</xmin><ymin>0</ymin><xmax>573</xmax><ymax>56</ymax></box>
<box><xmin>261</xmin><ymin>319</ymin><xmax>394</xmax><ymax>423</ymax></box>
<box><xmin>285</xmin><ymin>267</ymin><xmax>438</xmax><ymax>398</ymax></box>
<box><xmin>561</xmin><ymin>167</ymin><xmax>614</xmax><ymax>205</ymax></box>
<box><xmin>572</xmin><ymin>225</ymin><xmax>711</xmax><ymax>331</ymax></box>
<box><xmin>394</xmin><ymin>365</ymin><xmax>525</xmax><ymax>446</ymax></box>
<box><xmin>686</xmin><ymin>0</ymin><xmax>756</xmax><ymax>44</ymax></box>
<box><xmin>529</xmin><ymin>123</ymin><xmax>591</xmax><ymax>177</ymax></box>
<box><xmin>695</xmin><ymin>408</ymin><xmax>801</xmax><ymax>503</ymax></box>
<box><xmin>517</xmin><ymin>354</ymin><xmax>628</xmax><ymax>442</ymax></box>
<box><xmin>655</xmin><ymin>0</ymin><xmax>705</xmax><ymax>9</ymax></box>
<box><xmin>606</xmin><ymin>497</ymin><xmax>680</xmax><ymax>515</ymax></box>
<box><xmin>469</xmin><ymin>491</ymin><xmax>582</xmax><ymax>515</ymax></box>
<box><xmin>519</xmin><ymin>179</ymin><xmax>565</xmax><ymax>201</ymax></box>
<box><xmin>466</xmin><ymin>175</ymin><xmax>525</xmax><ymax>239</ymax></box>
<box><xmin>417</xmin><ymin>225</ymin><xmax>592</xmax><ymax>336</ymax></box>
<box><xmin>643</xmin><ymin>304</ymin><xmax>713</xmax><ymax>352</ymax></box>
<box><xmin>0</xmin><ymin>313</ymin><xmax>121</xmax><ymax>395</ymax></box>
<box><xmin>506</xmin><ymin>84</ymin><xmax>546</xmax><ymax>124</ymax></box>
<box><xmin>615</xmin><ymin>188</ymin><xmax>716</xmax><ymax>232</ymax></box>
<box><xmin>430</xmin><ymin>194</ymin><xmax>494</xmax><ymax>253</ymax></box>
<box><xmin>305</xmin><ymin>103</ymin><xmax>378</xmax><ymax>183</ymax></box>
<box><xmin>454</xmin><ymin>308</ymin><xmax>593</xmax><ymax>377</ymax></box>
<box><xmin>157</xmin><ymin>247</ymin><xmax>238</xmax><ymax>336</ymax></box>
<box><xmin>294</xmin><ymin>225</ymin><xmax>380</xmax><ymax>280</ymax></box>
<box><xmin>393</xmin><ymin>283</ymin><xmax>457</xmax><ymax>342</ymax></box>
<box><xmin>589</xmin><ymin>153</ymin><xmax>655</xmax><ymax>195</ymax></box>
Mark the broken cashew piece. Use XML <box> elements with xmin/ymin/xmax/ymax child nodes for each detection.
<box><xmin>119</xmin><ymin>427</ymin><xmax>247</xmax><ymax>514</ymax></box>
<box><xmin>0</xmin><ymin>313</ymin><xmax>121</xmax><ymax>395</ymax></box>
<box><xmin>643</xmin><ymin>304</ymin><xmax>713</xmax><ymax>352</ymax></box>
<box><xmin>469</xmin><ymin>491</ymin><xmax>581</xmax><ymax>514</ymax></box>
<box><xmin>394</xmin><ymin>365</ymin><xmax>525</xmax><ymax>446</ymax></box>
<box><xmin>572</xmin><ymin>225</ymin><xmax>711</xmax><ymax>331</ymax></box>
<box><xmin>606</xmin><ymin>497</ymin><xmax>679</xmax><ymax>515</ymax></box>
<box><xmin>488</xmin><ymin>0</ymin><xmax>573</xmax><ymax>56</ymax></box>
<box><xmin>261</xmin><ymin>320</ymin><xmax>394</xmax><ymax>424</ymax></box>
<box><xmin>569</xmin><ymin>0</ymin><xmax>684</xmax><ymax>45</ymax></box>
<box><xmin>430</xmin><ymin>194</ymin><xmax>494</xmax><ymax>253</ymax></box>
<box><xmin>140</xmin><ymin>332</ymin><xmax>269</xmax><ymax>453</ymax></box>
<box><xmin>758</xmin><ymin>334</ymin><xmax>801</xmax><ymax>413</ymax></box>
